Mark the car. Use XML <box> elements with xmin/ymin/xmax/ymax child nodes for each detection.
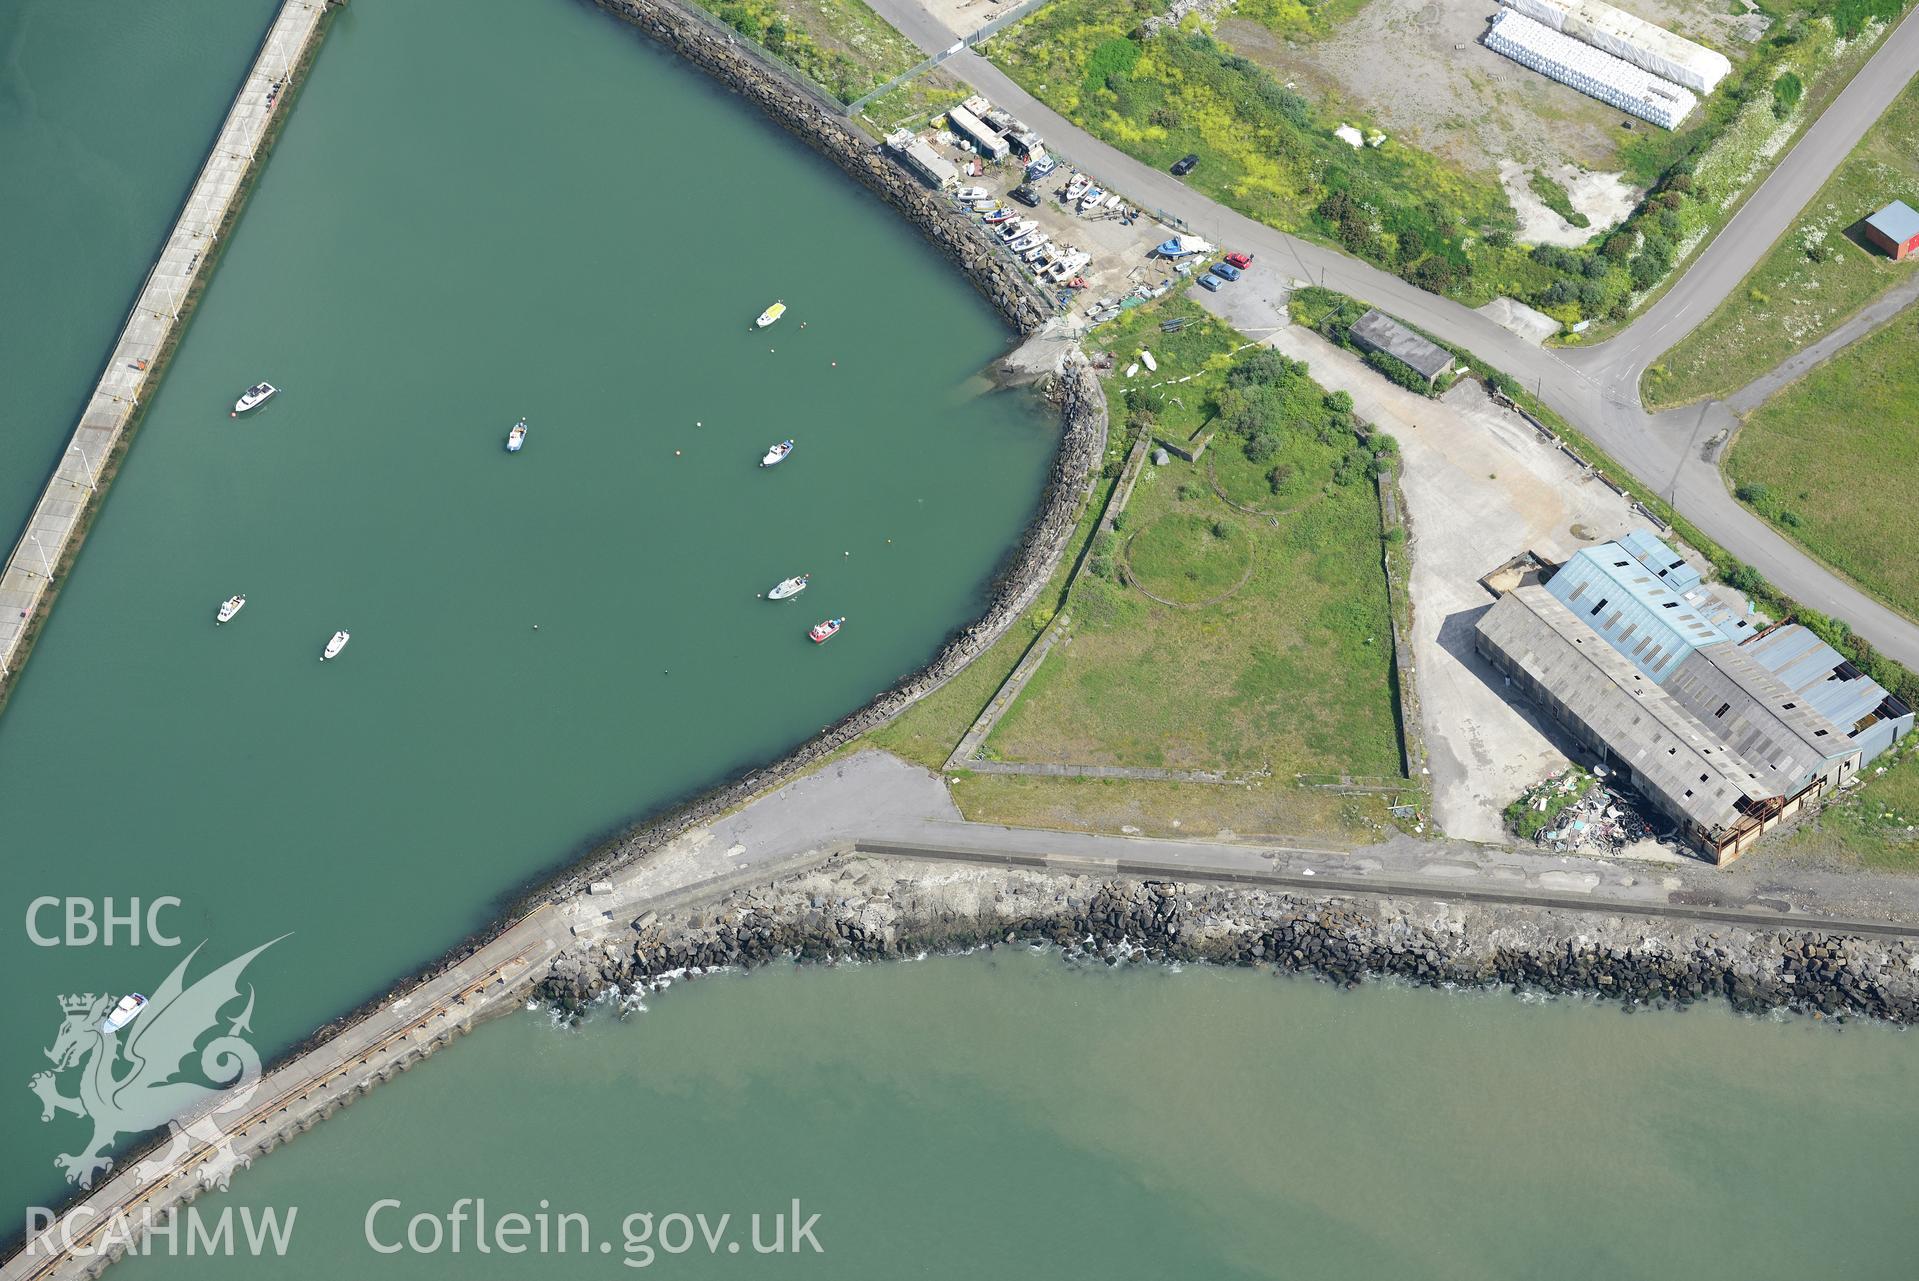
<box><xmin>1210</xmin><ymin>262</ymin><xmax>1242</xmax><ymax>281</ymax></box>
<box><xmin>1010</xmin><ymin>185</ymin><xmax>1041</xmax><ymax>207</ymax></box>
<box><xmin>1224</xmin><ymin>251</ymin><xmax>1253</xmax><ymax>269</ymax></box>
<box><xmin>1171</xmin><ymin>153</ymin><xmax>1199</xmax><ymax>177</ymax></box>
<box><xmin>1196</xmin><ymin>272</ymin><xmax>1222</xmax><ymax>291</ymax></box>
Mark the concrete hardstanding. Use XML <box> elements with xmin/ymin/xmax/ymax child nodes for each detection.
<box><xmin>0</xmin><ymin>0</ymin><xmax>332</xmax><ymax>707</ymax></box>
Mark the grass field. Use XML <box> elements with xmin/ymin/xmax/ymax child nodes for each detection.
<box><xmin>1768</xmin><ymin>738</ymin><xmax>1919</xmax><ymax>871</ymax></box>
<box><xmin>981</xmin><ymin>318</ymin><xmax>1402</xmax><ymax>777</ymax></box>
<box><xmin>1725</xmin><ymin>303</ymin><xmax>1919</xmax><ymax>619</ymax></box>
<box><xmin>693</xmin><ymin>0</ymin><xmax>924</xmax><ymax>102</ymax></box>
<box><xmin>1644</xmin><ymin>74</ymin><xmax>1919</xmax><ymax>407</ymax></box>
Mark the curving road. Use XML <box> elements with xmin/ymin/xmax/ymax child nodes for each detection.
<box><xmin>865</xmin><ymin>0</ymin><xmax>1919</xmax><ymax>662</ymax></box>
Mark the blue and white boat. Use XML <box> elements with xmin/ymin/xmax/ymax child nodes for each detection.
<box><xmin>1154</xmin><ymin>234</ymin><xmax>1212</xmax><ymax>258</ymax></box>
<box><xmin>761</xmin><ymin>439</ymin><xmax>794</xmax><ymax>467</ymax></box>
<box><xmin>100</xmin><ymin>994</ymin><xmax>147</xmax><ymax>1034</ymax></box>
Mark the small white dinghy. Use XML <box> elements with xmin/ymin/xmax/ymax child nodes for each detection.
<box><xmin>1140</xmin><ymin>349</ymin><xmax>1158</xmax><ymax>372</ymax></box>
<box><xmin>768</xmin><ymin>573</ymin><xmax>810</xmax><ymax>600</ymax></box>
<box><xmin>100</xmin><ymin>994</ymin><xmax>147</xmax><ymax>1034</ymax></box>
<box><xmin>321</xmin><ymin>630</ymin><xmax>350</xmax><ymax>662</ymax></box>
<box><xmin>231</xmin><ymin>382</ymin><xmax>277</xmax><ymax>416</ymax></box>
<box><xmin>216</xmin><ymin>594</ymin><xmax>246</xmax><ymax>625</ymax></box>
<box><xmin>760</xmin><ymin>439</ymin><xmax>794</xmax><ymax>468</ymax></box>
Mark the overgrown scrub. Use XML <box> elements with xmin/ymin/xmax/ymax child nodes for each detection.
<box><xmin>985</xmin><ymin>3</ymin><xmax>1501</xmax><ymax>295</ymax></box>
<box><xmin>698</xmin><ymin>0</ymin><xmax>922</xmax><ymax>102</ymax></box>
<box><xmin>986</xmin><ymin>314</ymin><xmax>1403</xmax><ymax>776</ymax></box>
<box><xmin>1529</xmin><ymin>170</ymin><xmax>1591</xmax><ymax>229</ymax></box>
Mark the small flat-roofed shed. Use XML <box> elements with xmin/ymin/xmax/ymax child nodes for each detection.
<box><xmin>1348</xmin><ymin>309</ymin><xmax>1455</xmax><ymax>385</ymax></box>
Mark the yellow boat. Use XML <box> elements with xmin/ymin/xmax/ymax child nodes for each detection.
<box><xmin>755</xmin><ymin>300</ymin><xmax>786</xmax><ymax>328</ymax></box>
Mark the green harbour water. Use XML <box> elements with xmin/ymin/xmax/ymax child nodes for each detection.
<box><xmin>7</xmin><ymin>1</ymin><xmax>1919</xmax><ymax>1274</ymax></box>
<box><xmin>0</xmin><ymin>0</ymin><xmax>1050</xmax><ymax>1217</ymax></box>
<box><xmin>101</xmin><ymin>952</ymin><xmax>1919</xmax><ymax>1280</ymax></box>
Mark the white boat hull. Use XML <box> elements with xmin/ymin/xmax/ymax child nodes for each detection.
<box><xmin>322</xmin><ymin>631</ymin><xmax>350</xmax><ymax>661</ymax></box>
<box><xmin>216</xmin><ymin>595</ymin><xmax>246</xmax><ymax>625</ymax></box>
<box><xmin>768</xmin><ymin>576</ymin><xmax>809</xmax><ymax>600</ymax></box>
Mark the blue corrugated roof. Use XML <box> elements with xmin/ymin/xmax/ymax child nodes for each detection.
<box><xmin>1742</xmin><ymin>624</ymin><xmax>1898</xmax><ymax>740</ymax></box>
<box><xmin>1868</xmin><ymin>199</ymin><xmax>1919</xmax><ymax>246</ymax></box>
<box><xmin>1618</xmin><ymin>530</ymin><xmax>1702</xmax><ymax>593</ymax></box>
<box><xmin>1546</xmin><ymin>543</ymin><xmax>1731</xmax><ymax>681</ymax></box>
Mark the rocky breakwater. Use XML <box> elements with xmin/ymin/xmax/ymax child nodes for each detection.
<box><xmin>540</xmin><ymin>857</ymin><xmax>1919</xmax><ymax>1024</ymax></box>
<box><xmin>543</xmin><ymin>365</ymin><xmax>1105</xmax><ymax>901</ymax></box>
<box><xmin>592</xmin><ymin>0</ymin><xmax>1052</xmax><ymax>334</ymax></box>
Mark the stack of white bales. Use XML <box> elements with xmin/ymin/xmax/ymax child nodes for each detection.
<box><xmin>1486</xmin><ymin>8</ymin><xmax>1700</xmax><ymax>129</ymax></box>
<box><xmin>1505</xmin><ymin>0</ymin><xmax>1731</xmax><ymax>93</ymax></box>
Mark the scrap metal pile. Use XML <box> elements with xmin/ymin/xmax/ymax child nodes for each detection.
<box><xmin>1521</xmin><ymin>767</ymin><xmax>1666</xmax><ymax>854</ymax></box>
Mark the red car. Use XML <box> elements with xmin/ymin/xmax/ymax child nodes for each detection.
<box><xmin>1224</xmin><ymin>251</ymin><xmax>1254</xmax><ymax>270</ymax></box>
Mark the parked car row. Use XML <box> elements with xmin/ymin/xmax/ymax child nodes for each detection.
<box><xmin>1193</xmin><ymin>251</ymin><xmax>1254</xmax><ymax>292</ymax></box>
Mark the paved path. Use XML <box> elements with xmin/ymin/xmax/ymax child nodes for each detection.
<box><xmin>862</xmin><ymin>0</ymin><xmax>1919</xmax><ymax>661</ymax></box>
<box><xmin>0</xmin><ymin>0</ymin><xmax>330</xmax><ymax>697</ymax></box>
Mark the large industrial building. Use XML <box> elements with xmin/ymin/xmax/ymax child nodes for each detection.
<box><xmin>1476</xmin><ymin>535</ymin><xmax>1912</xmax><ymax>862</ymax></box>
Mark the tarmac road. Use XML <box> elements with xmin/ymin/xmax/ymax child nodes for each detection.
<box><xmin>864</xmin><ymin>0</ymin><xmax>1919</xmax><ymax>661</ymax></box>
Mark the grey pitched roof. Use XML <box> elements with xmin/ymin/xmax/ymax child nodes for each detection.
<box><xmin>1349</xmin><ymin>310</ymin><xmax>1455</xmax><ymax>381</ymax></box>
<box><xmin>1476</xmin><ymin>586</ymin><xmax>1774</xmax><ymax>832</ymax></box>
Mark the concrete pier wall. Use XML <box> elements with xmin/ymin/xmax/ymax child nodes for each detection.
<box><xmin>0</xmin><ymin>0</ymin><xmax>333</xmax><ymax>710</ymax></box>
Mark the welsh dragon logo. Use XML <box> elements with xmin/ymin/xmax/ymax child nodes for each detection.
<box><xmin>30</xmin><ymin>938</ymin><xmax>281</xmax><ymax>1192</ymax></box>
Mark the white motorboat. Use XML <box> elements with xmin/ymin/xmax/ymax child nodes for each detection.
<box><xmin>506</xmin><ymin>418</ymin><xmax>528</xmax><ymax>453</ymax></box>
<box><xmin>1000</xmin><ymin>218</ymin><xmax>1036</xmax><ymax>242</ymax></box>
<box><xmin>1021</xmin><ymin>237</ymin><xmax>1053</xmax><ymax>261</ymax></box>
<box><xmin>760</xmin><ymin>439</ymin><xmax>794</xmax><ymax>468</ymax></box>
<box><xmin>321</xmin><ymin>630</ymin><xmax>350</xmax><ymax>662</ymax></box>
<box><xmin>216</xmin><ymin>594</ymin><xmax>246</xmax><ymax>625</ymax></box>
<box><xmin>231</xmin><ymin>382</ymin><xmax>277</xmax><ymax>416</ymax></box>
<box><xmin>1008</xmin><ymin>232</ymin><xmax>1044</xmax><ymax>253</ymax></box>
<box><xmin>1079</xmin><ymin>186</ymin><xmax>1104</xmax><ymax>211</ymax></box>
<box><xmin>1063</xmin><ymin>173</ymin><xmax>1089</xmax><ymax>201</ymax></box>
<box><xmin>956</xmin><ymin>185</ymin><xmax>990</xmax><ymax>203</ymax></box>
<box><xmin>768</xmin><ymin>573</ymin><xmax>810</xmax><ymax>600</ymax></box>
<box><xmin>755</xmin><ymin>301</ymin><xmax>786</xmax><ymax>328</ymax></box>
<box><xmin>100</xmin><ymin>994</ymin><xmax>147</xmax><ymax>1034</ymax></box>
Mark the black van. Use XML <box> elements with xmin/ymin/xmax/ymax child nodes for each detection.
<box><xmin>1171</xmin><ymin>153</ymin><xmax>1200</xmax><ymax>177</ymax></box>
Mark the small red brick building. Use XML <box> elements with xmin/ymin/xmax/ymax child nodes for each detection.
<box><xmin>1863</xmin><ymin>199</ymin><xmax>1919</xmax><ymax>261</ymax></box>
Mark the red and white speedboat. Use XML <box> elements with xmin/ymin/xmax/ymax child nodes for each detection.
<box><xmin>808</xmin><ymin>617</ymin><xmax>843</xmax><ymax>644</ymax></box>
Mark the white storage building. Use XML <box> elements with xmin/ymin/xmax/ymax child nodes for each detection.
<box><xmin>885</xmin><ymin>129</ymin><xmax>959</xmax><ymax>188</ymax></box>
<box><xmin>1486</xmin><ymin>9</ymin><xmax>1698</xmax><ymax>129</ymax></box>
<box><xmin>946</xmin><ymin>104</ymin><xmax>1009</xmax><ymax>160</ymax></box>
<box><xmin>1502</xmin><ymin>0</ymin><xmax>1730</xmax><ymax>93</ymax></box>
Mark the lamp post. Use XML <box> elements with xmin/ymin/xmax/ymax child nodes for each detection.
<box><xmin>28</xmin><ymin>534</ymin><xmax>54</xmax><ymax>583</ymax></box>
<box><xmin>68</xmin><ymin>443</ymin><xmax>97</xmax><ymax>494</ymax></box>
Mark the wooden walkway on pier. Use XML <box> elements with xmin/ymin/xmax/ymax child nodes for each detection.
<box><xmin>0</xmin><ymin>0</ymin><xmax>330</xmax><ymax>700</ymax></box>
